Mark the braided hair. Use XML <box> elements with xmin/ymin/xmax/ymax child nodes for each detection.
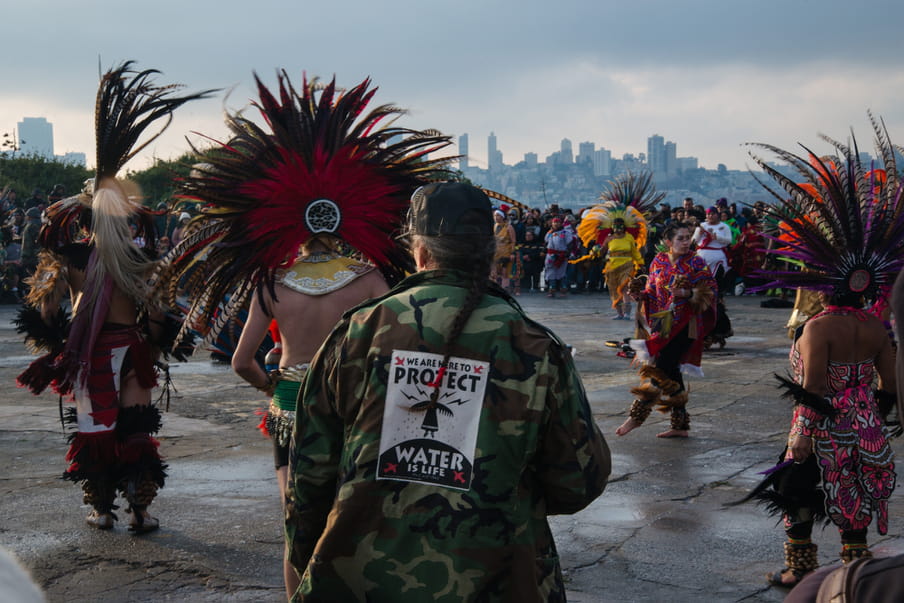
<box><xmin>410</xmin><ymin>231</ymin><xmax>495</xmax><ymax>405</ymax></box>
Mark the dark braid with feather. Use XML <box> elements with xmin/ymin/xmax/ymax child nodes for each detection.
<box><xmin>412</xmin><ymin>233</ymin><xmax>495</xmax><ymax>406</ymax></box>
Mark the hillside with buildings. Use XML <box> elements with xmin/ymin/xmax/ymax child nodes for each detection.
<box><xmin>457</xmin><ymin>132</ymin><xmax>880</xmax><ymax>209</ymax></box>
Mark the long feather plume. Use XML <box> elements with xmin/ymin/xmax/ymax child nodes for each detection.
<box><xmin>78</xmin><ymin>62</ymin><xmax>218</xmax><ymax>311</ymax></box>
<box><xmin>94</xmin><ymin>61</ymin><xmax>218</xmax><ymax>181</ymax></box>
<box><xmin>482</xmin><ymin>188</ymin><xmax>527</xmax><ymax>210</ymax></box>
<box><xmin>599</xmin><ymin>171</ymin><xmax>665</xmax><ymax>216</ymax></box>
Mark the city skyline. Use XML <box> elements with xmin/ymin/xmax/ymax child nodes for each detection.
<box><xmin>0</xmin><ymin>115</ymin><xmax>714</xmax><ymax>177</ymax></box>
<box><xmin>463</xmin><ymin>130</ymin><xmax>698</xmax><ymax>177</ymax></box>
<box><xmin>2</xmin><ymin>2</ymin><xmax>902</xmax><ymax>173</ymax></box>
<box><xmin>2</xmin><ymin>112</ymin><xmax>885</xmax><ymax>188</ymax></box>
<box><xmin>5</xmin><ymin>110</ymin><xmax>887</xmax><ymax>212</ymax></box>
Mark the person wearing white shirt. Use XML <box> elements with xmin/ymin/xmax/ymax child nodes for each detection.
<box><xmin>693</xmin><ymin>207</ymin><xmax>734</xmax><ymax>347</ymax></box>
<box><xmin>693</xmin><ymin>207</ymin><xmax>733</xmax><ymax>284</ymax></box>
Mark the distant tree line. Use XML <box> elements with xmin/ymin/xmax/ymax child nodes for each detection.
<box><xmin>0</xmin><ymin>153</ymin><xmax>92</xmax><ymax>198</ymax></box>
<box><xmin>1</xmin><ymin>152</ymin><xmax>196</xmax><ymax>208</ymax></box>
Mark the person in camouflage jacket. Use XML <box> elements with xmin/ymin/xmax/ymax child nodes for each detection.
<box><xmin>285</xmin><ymin>182</ymin><xmax>611</xmax><ymax>602</ymax></box>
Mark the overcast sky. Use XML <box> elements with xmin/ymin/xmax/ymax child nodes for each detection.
<box><xmin>3</xmin><ymin>0</ymin><xmax>903</xmax><ymax>174</ymax></box>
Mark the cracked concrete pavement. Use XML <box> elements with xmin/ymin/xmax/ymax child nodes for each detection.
<box><xmin>2</xmin><ymin>293</ymin><xmax>903</xmax><ymax>602</ymax></box>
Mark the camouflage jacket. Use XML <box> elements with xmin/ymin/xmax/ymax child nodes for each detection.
<box><xmin>286</xmin><ymin>269</ymin><xmax>610</xmax><ymax>602</ymax></box>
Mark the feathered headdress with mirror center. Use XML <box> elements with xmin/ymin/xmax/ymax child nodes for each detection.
<box><xmin>578</xmin><ymin>171</ymin><xmax>661</xmax><ymax>249</ymax></box>
<box><xmin>159</xmin><ymin>70</ymin><xmax>456</xmax><ymax>343</ymax></box>
<box><xmin>748</xmin><ymin>113</ymin><xmax>904</xmax><ymax>304</ymax></box>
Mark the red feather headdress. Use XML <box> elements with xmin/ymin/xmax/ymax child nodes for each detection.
<box><xmin>158</xmin><ymin>70</ymin><xmax>456</xmax><ymax>342</ymax></box>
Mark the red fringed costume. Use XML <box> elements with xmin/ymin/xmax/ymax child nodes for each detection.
<box><xmin>15</xmin><ymin>61</ymin><xmax>213</xmax><ymax>531</ymax></box>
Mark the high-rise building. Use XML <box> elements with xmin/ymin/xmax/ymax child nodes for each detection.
<box><xmin>647</xmin><ymin>134</ymin><xmax>665</xmax><ymax>175</ymax></box>
<box><xmin>17</xmin><ymin>117</ymin><xmax>54</xmax><ymax>158</ymax></box>
<box><xmin>560</xmin><ymin>138</ymin><xmax>573</xmax><ymax>164</ymax></box>
<box><xmin>664</xmin><ymin>141</ymin><xmax>677</xmax><ymax>176</ymax></box>
<box><xmin>592</xmin><ymin>148</ymin><xmax>611</xmax><ymax>177</ymax></box>
<box><xmin>458</xmin><ymin>133</ymin><xmax>469</xmax><ymax>171</ymax></box>
<box><xmin>488</xmin><ymin>132</ymin><xmax>503</xmax><ymax>171</ymax></box>
<box><xmin>577</xmin><ymin>141</ymin><xmax>595</xmax><ymax>165</ymax></box>
<box><xmin>524</xmin><ymin>152</ymin><xmax>538</xmax><ymax>168</ymax></box>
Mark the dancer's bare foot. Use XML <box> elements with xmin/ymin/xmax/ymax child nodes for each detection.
<box><xmin>616</xmin><ymin>417</ymin><xmax>642</xmax><ymax>436</ymax></box>
<box><xmin>656</xmin><ymin>429</ymin><xmax>689</xmax><ymax>438</ymax></box>
<box><xmin>766</xmin><ymin>567</ymin><xmax>808</xmax><ymax>587</ymax></box>
<box><xmin>128</xmin><ymin>510</ymin><xmax>159</xmax><ymax>534</ymax></box>
<box><xmin>86</xmin><ymin>510</ymin><xmax>115</xmax><ymax>530</ymax></box>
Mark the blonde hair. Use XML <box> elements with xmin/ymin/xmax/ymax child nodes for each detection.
<box><xmin>82</xmin><ymin>178</ymin><xmax>157</xmax><ymax>311</ymax></box>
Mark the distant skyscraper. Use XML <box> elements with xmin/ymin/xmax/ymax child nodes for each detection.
<box><xmin>560</xmin><ymin>138</ymin><xmax>573</xmax><ymax>164</ymax></box>
<box><xmin>647</xmin><ymin>134</ymin><xmax>665</xmax><ymax>175</ymax></box>
<box><xmin>458</xmin><ymin>133</ymin><xmax>469</xmax><ymax>171</ymax></box>
<box><xmin>524</xmin><ymin>152</ymin><xmax>538</xmax><ymax>168</ymax></box>
<box><xmin>17</xmin><ymin>117</ymin><xmax>54</xmax><ymax>158</ymax></box>
<box><xmin>577</xmin><ymin>141</ymin><xmax>595</xmax><ymax>165</ymax></box>
<box><xmin>488</xmin><ymin>132</ymin><xmax>503</xmax><ymax>171</ymax></box>
<box><xmin>592</xmin><ymin>148</ymin><xmax>611</xmax><ymax>177</ymax></box>
<box><xmin>664</xmin><ymin>141</ymin><xmax>677</xmax><ymax>176</ymax></box>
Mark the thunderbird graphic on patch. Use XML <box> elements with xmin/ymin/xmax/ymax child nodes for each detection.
<box><xmin>377</xmin><ymin>350</ymin><xmax>489</xmax><ymax>490</ymax></box>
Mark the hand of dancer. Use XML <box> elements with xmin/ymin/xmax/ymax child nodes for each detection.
<box><xmin>627</xmin><ymin>277</ymin><xmax>645</xmax><ymax>300</ymax></box>
<box><xmin>789</xmin><ymin>434</ymin><xmax>812</xmax><ymax>463</ymax></box>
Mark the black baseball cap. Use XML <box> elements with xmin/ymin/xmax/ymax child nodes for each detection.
<box><xmin>409</xmin><ymin>182</ymin><xmax>492</xmax><ymax>236</ymax></box>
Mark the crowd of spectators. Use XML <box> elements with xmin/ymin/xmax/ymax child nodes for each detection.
<box><xmin>492</xmin><ymin>196</ymin><xmax>774</xmax><ymax>298</ymax></box>
<box><xmin>1</xmin><ymin>182</ymin><xmax>773</xmax><ymax>305</ymax></box>
<box><xmin>0</xmin><ymin>186</ymin><xmax>57</xmax><ymax>303</ymax></box>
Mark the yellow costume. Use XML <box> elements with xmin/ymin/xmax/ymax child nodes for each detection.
<box><xmin>579</xmin><ymin>172</ymin><xmax>659</xmax><ymax>317</ymax></box>
<box><xmin>604</xmin><ymin>234</ymin><xmax>643</xmax><ymax>310</ymax></box>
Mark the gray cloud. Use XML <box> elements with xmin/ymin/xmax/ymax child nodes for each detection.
<box><xmin>3</xmin><ymin>0</ymin><xmax>903</xmax><ymax>170</ymax></box>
